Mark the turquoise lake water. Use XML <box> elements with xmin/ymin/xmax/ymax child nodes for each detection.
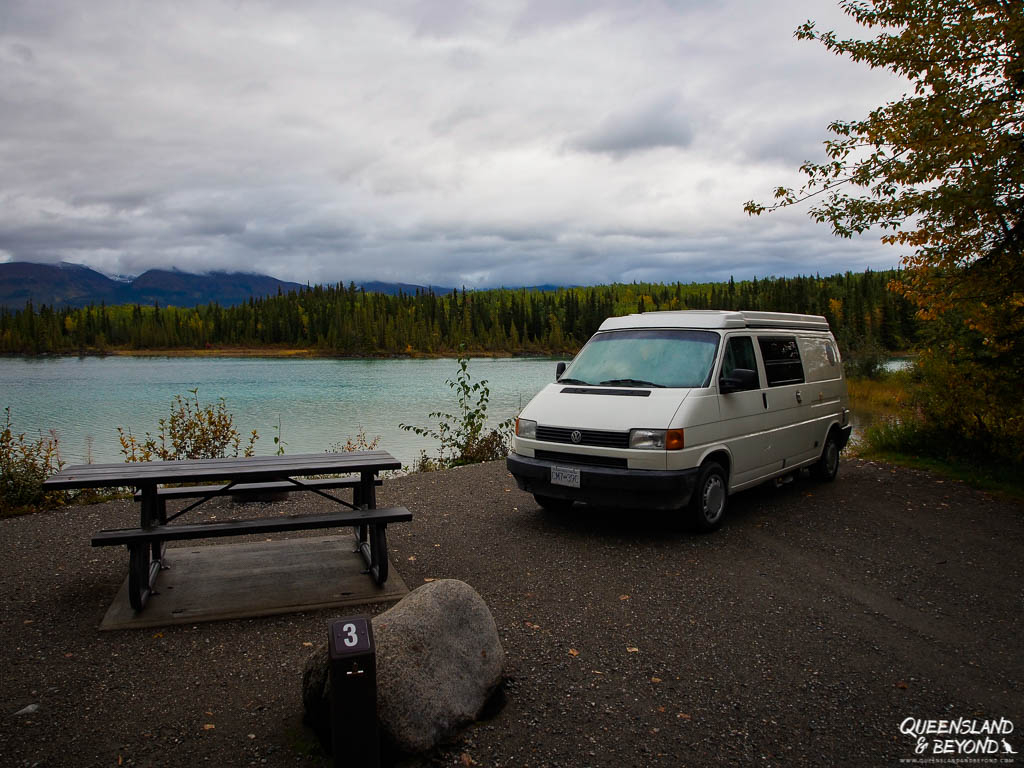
<box><xmin>0</xmin><ymin>356</ymin><xmax>561</xmax><ymax>468</ymax></box>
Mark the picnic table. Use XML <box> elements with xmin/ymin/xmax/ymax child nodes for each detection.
<box><xmin>42</xmin><ymin>451</ymin><xmax>408</xmax><ymax>612</ymax></box>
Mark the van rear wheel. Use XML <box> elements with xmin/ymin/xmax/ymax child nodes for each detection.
<box><xmin>534</xmin><ymin>494</ymin><xmax>574</xmax><ymax>513</ymax></box>
<box><xmin>689</xmin><ymin>461</ymin><xmax>727</xmax><ymax>532</ymax></box>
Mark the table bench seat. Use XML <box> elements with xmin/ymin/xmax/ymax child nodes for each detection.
<box><xmin>93</xmin><ymin>506</ymin><xmax>410</xmax><ymax>545</ymax></box>
<box><xmin>95</xmin><ymin>506</ymin><xmax>410</xmax><ymax>611</ymax></box>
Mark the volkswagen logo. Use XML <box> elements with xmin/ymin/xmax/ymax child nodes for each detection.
<box><xmin>570</xmin><ymin>430</ymin><xmax>583</xmax><ymax>444</ymax></box>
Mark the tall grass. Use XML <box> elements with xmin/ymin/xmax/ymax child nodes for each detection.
<box><xmin>847</xmin><ymin>373</ymin><xmax>910</xmax><ymax>418</ymax></box>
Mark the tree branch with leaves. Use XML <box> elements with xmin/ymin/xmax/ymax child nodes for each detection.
<box><xmin>746</xmin><ymin>0</ymin><xmax>1024</xmax><ymax>462</ymax></box>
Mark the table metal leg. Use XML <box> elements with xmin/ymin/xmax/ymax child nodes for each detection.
<box><xmin>353</xmin><ymin>471</ymin><xmax>387</xmax><ymax>583</ymax></box>
<box><xmin>154</xmin><ymin>494</ymin><xmax>167</xmax><ymax>564</ymax></box>
<box><xmin>128</xmin><ymin>543</ymin><xmax>153</xmax><ymax>611</ymax></box>
<box><xmin>138</xmin><ymin>484</ymin><xmax>166</xmax><ymax>564</ymax></box>
<box><xmin>371</xmin><ymin>524</ymin><xmax>388</xmax><ymax>584</ymax></box>
<box><xmin>135</xmin><ymin>483</ymin><xmax>166</xmax><ymax>609</ymax></box>
<box><xmin>360</xmin><ymin>471</ymin><xmax>377</xmax><ymax>509</ymax></box>
<box><xmin>354</xmin><ymin>524</ymin><xmax>389</xmax><ymax>585</ymax></box>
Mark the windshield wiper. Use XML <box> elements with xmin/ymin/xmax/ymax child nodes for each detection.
<box><xmin>599</xmin><ymin>378</ymin><xmax>665</xmax><ymax>388</ymax></box>
<box><xmin>557</xmin><ymin>378</ymin><xmax>592</xmax><ymax>385</ymax></box>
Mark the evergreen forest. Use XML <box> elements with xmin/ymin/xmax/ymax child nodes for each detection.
<box><xmin>0</xmin><ymin>270</ymin><xmax>915</xmax><ymax>357</ymax></box>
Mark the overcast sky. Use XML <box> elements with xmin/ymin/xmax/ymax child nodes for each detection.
<box><xmin>0</xmin><ymin>0</ymin><xmax>909</xmax><ymax>288</ymax></box>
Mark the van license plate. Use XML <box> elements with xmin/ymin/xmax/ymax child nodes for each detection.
<box><xmin>551</xmin><ymin>466</ymin><xmax>581</xmax><ymax>488</ymax></box>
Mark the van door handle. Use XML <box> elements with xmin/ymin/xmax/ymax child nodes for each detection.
<box><xmin>795</xmin><ymin>390</ymin><xmax>803</xmax><ymax>404</ymax></box>
<box><xmin>762</xmin><ymin>392</ymin><xmax>768</xmax><ymax>409</ymax></box>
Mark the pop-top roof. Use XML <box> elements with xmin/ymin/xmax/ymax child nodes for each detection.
<box><xmin>598</xmin><ymin>310</ymin><xmax>830</xmax><ymax>332</ymax></box>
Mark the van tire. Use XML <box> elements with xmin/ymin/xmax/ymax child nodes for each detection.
<box><xmin>534</xmin><ymin>494</ymin><xmax>574</xmax><ymax>513</ymax></box>
<box><xmin>812</xmin><ymin>430</ymin><xmax>842</xmax><ymax>482</ymax></box>
<box><xmin>689</xmin><ymin>461</ymin><xmax>727</xmax><ymax>532</ymax></box>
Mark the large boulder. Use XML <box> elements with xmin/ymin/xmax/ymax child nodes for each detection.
<box><xmin>302</xmin><ymin>579</ymin><xmax>505</xmax><ymax>755</ymax></box>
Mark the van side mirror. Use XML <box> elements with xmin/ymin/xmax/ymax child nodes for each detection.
<box><xmin>720</xmin><ymin>368</ymin><xmax>758</xmax><ymax>393</ymax></box>
<box><xmin>555</xmin><ymin>361</ymin><xmax>567</xmax><ymax>380</ymax></box>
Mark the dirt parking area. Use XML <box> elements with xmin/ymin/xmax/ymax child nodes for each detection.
<box><xmin>1</xmin><ymin>458</ymin><xmax>1022</xmax><ymax>767</ymax></box>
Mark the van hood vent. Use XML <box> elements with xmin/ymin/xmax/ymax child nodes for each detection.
<box><xmin>560</xmin><ymin>387</ymin><xmax>651</xmax><ymax>397</ymax></box>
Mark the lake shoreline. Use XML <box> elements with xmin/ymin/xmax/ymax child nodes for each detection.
<box><xmin>1</xmin><ymin>346</ymin><xmax>565</xmax><ymax>360</ymax></box>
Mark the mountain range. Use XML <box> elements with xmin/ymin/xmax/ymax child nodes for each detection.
<box><xmin>0</xmin><ymin>262</ymin><xmax>456</xmax><ymax>309</ymax></box>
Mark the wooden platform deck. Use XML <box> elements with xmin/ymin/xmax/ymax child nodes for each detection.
<box><xmin>98</xmin><ymin>534</ymin><xmax>408</xmax><ymax>630</ymax></box>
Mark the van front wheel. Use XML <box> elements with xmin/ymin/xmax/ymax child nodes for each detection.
<box><xmin>689</xmin><ymin>461</ymin><xmax>727</xmax><ymax>532</ymax></box>
<box><xmin>812</xmin><ymin>431</ymin><xmax>841</xmax><ymax>482</ymax></box>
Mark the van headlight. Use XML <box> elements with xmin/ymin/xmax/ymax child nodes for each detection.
<box><xmin>516</xmin><ymin>418</ymin><xmax>537</xmax><ymax>439</ymax></box>
<box><xmin>629</xmin><ymin>429</ymin><xmax>685</xmax><ymax>450</ymax></box>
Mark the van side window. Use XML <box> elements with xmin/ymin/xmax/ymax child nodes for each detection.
<box><xmin>758</xmin><ymin>336</ymin><xmax>805</xmax><ymax>387</ymax></box>
<box><xmin>721</xmin><ymin>336</ymin><xmax>760</xmax><ymax>390</ymax></box>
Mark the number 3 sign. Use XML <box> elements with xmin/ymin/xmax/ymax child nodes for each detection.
<box><xmin>329</xmin><ymin>616</ymin><xmax>374</xmax><ymax>657</ymax></box>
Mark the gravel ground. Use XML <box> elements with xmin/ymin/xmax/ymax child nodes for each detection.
<box><xmin>1</xmin><ymin>458</ymin><xmax>1022</xmax><ymax>768</ymax></box>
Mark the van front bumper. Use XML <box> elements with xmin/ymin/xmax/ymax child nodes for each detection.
<box><xmin>506</xmin><ymin>453</ymin><xmax>700</xmax><ymax>511</ymax></box>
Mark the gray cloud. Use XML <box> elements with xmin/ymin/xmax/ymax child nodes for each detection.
<box><xmin>570</xmin><ymin>96</ymin><xmax>695</xmax><ymax>158</ymax></box>
<box><xmin>0</xmin><ymin>0</ymin><xmax>907</xmax><ymax>288</ymax></box>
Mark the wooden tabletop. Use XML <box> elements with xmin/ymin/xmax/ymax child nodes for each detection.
<box><xmin>41</xmin><ymin>450</ymin><xmax>402</xmax><ymax>490</ymax></box>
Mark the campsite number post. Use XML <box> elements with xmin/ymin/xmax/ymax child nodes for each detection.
<box><xmin>328</xmin><ymin>616</ymin><xmax>378</xmax><ymax>768</ymax></box>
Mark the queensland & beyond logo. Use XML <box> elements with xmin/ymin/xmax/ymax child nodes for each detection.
<box><xmin>900</xmin><ymin>717</ymin><xmax>1017</xmax><ymax>760</ymax></box>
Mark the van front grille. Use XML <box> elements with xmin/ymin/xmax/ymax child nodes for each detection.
<box><xmin>535</xmin><ymin>450</ymin><xmax>628</xmax><ymax>469</ymax></box>
<box><xmin>536</xmin><ymin>426</ymin><xmax>630</xmax><ymax>449</ymax></box>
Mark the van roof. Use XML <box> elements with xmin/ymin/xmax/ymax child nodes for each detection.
<box><xmin>598</xmin><ymin>310</ymin><xmax>831</xmax><ymax>332</ymax></box>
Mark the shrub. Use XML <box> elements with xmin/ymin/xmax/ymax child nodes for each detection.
<box><xmin>328</xmin><ymin>428</ymin><xmax>381</xmax><ymax>453</ymax></box>
<box><xmin>860</xmin><ymin>415</ymin><xmax>933</xmax><ymax>456</ymax></box>
<box><xmin>911</xmin><ymin>351</ymin><xmax>1024</xmax><ymax>467</ymax></box>
<box><xmin>323</xmin><ymin>428</ymin><xmax>392</xmax><ymax>478</ymax></box>
<box><xmin>1</xmin><ymin>407</ymin><xmax>65</xmax><ymax>515</ymax></box>
<box><xmin>400</xmin><ymin>352</ymin><xmax>514</xmax><ymax>471</ymax></box>
<box><xmin>118</xmin><ymin>388</ymin><xmax>259</xmax><ymax>462</ymax></box>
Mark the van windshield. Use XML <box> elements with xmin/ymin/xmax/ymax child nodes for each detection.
<box><xmin>561</xmin><ymin>329</ymin><xmax>720</xmax><ymax>389</ymax></box>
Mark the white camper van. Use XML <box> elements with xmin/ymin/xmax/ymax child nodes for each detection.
<box><xmin>506</xmin><ymin>310</ymin><xmax>852</xmax><ymax>531</ymax></box>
